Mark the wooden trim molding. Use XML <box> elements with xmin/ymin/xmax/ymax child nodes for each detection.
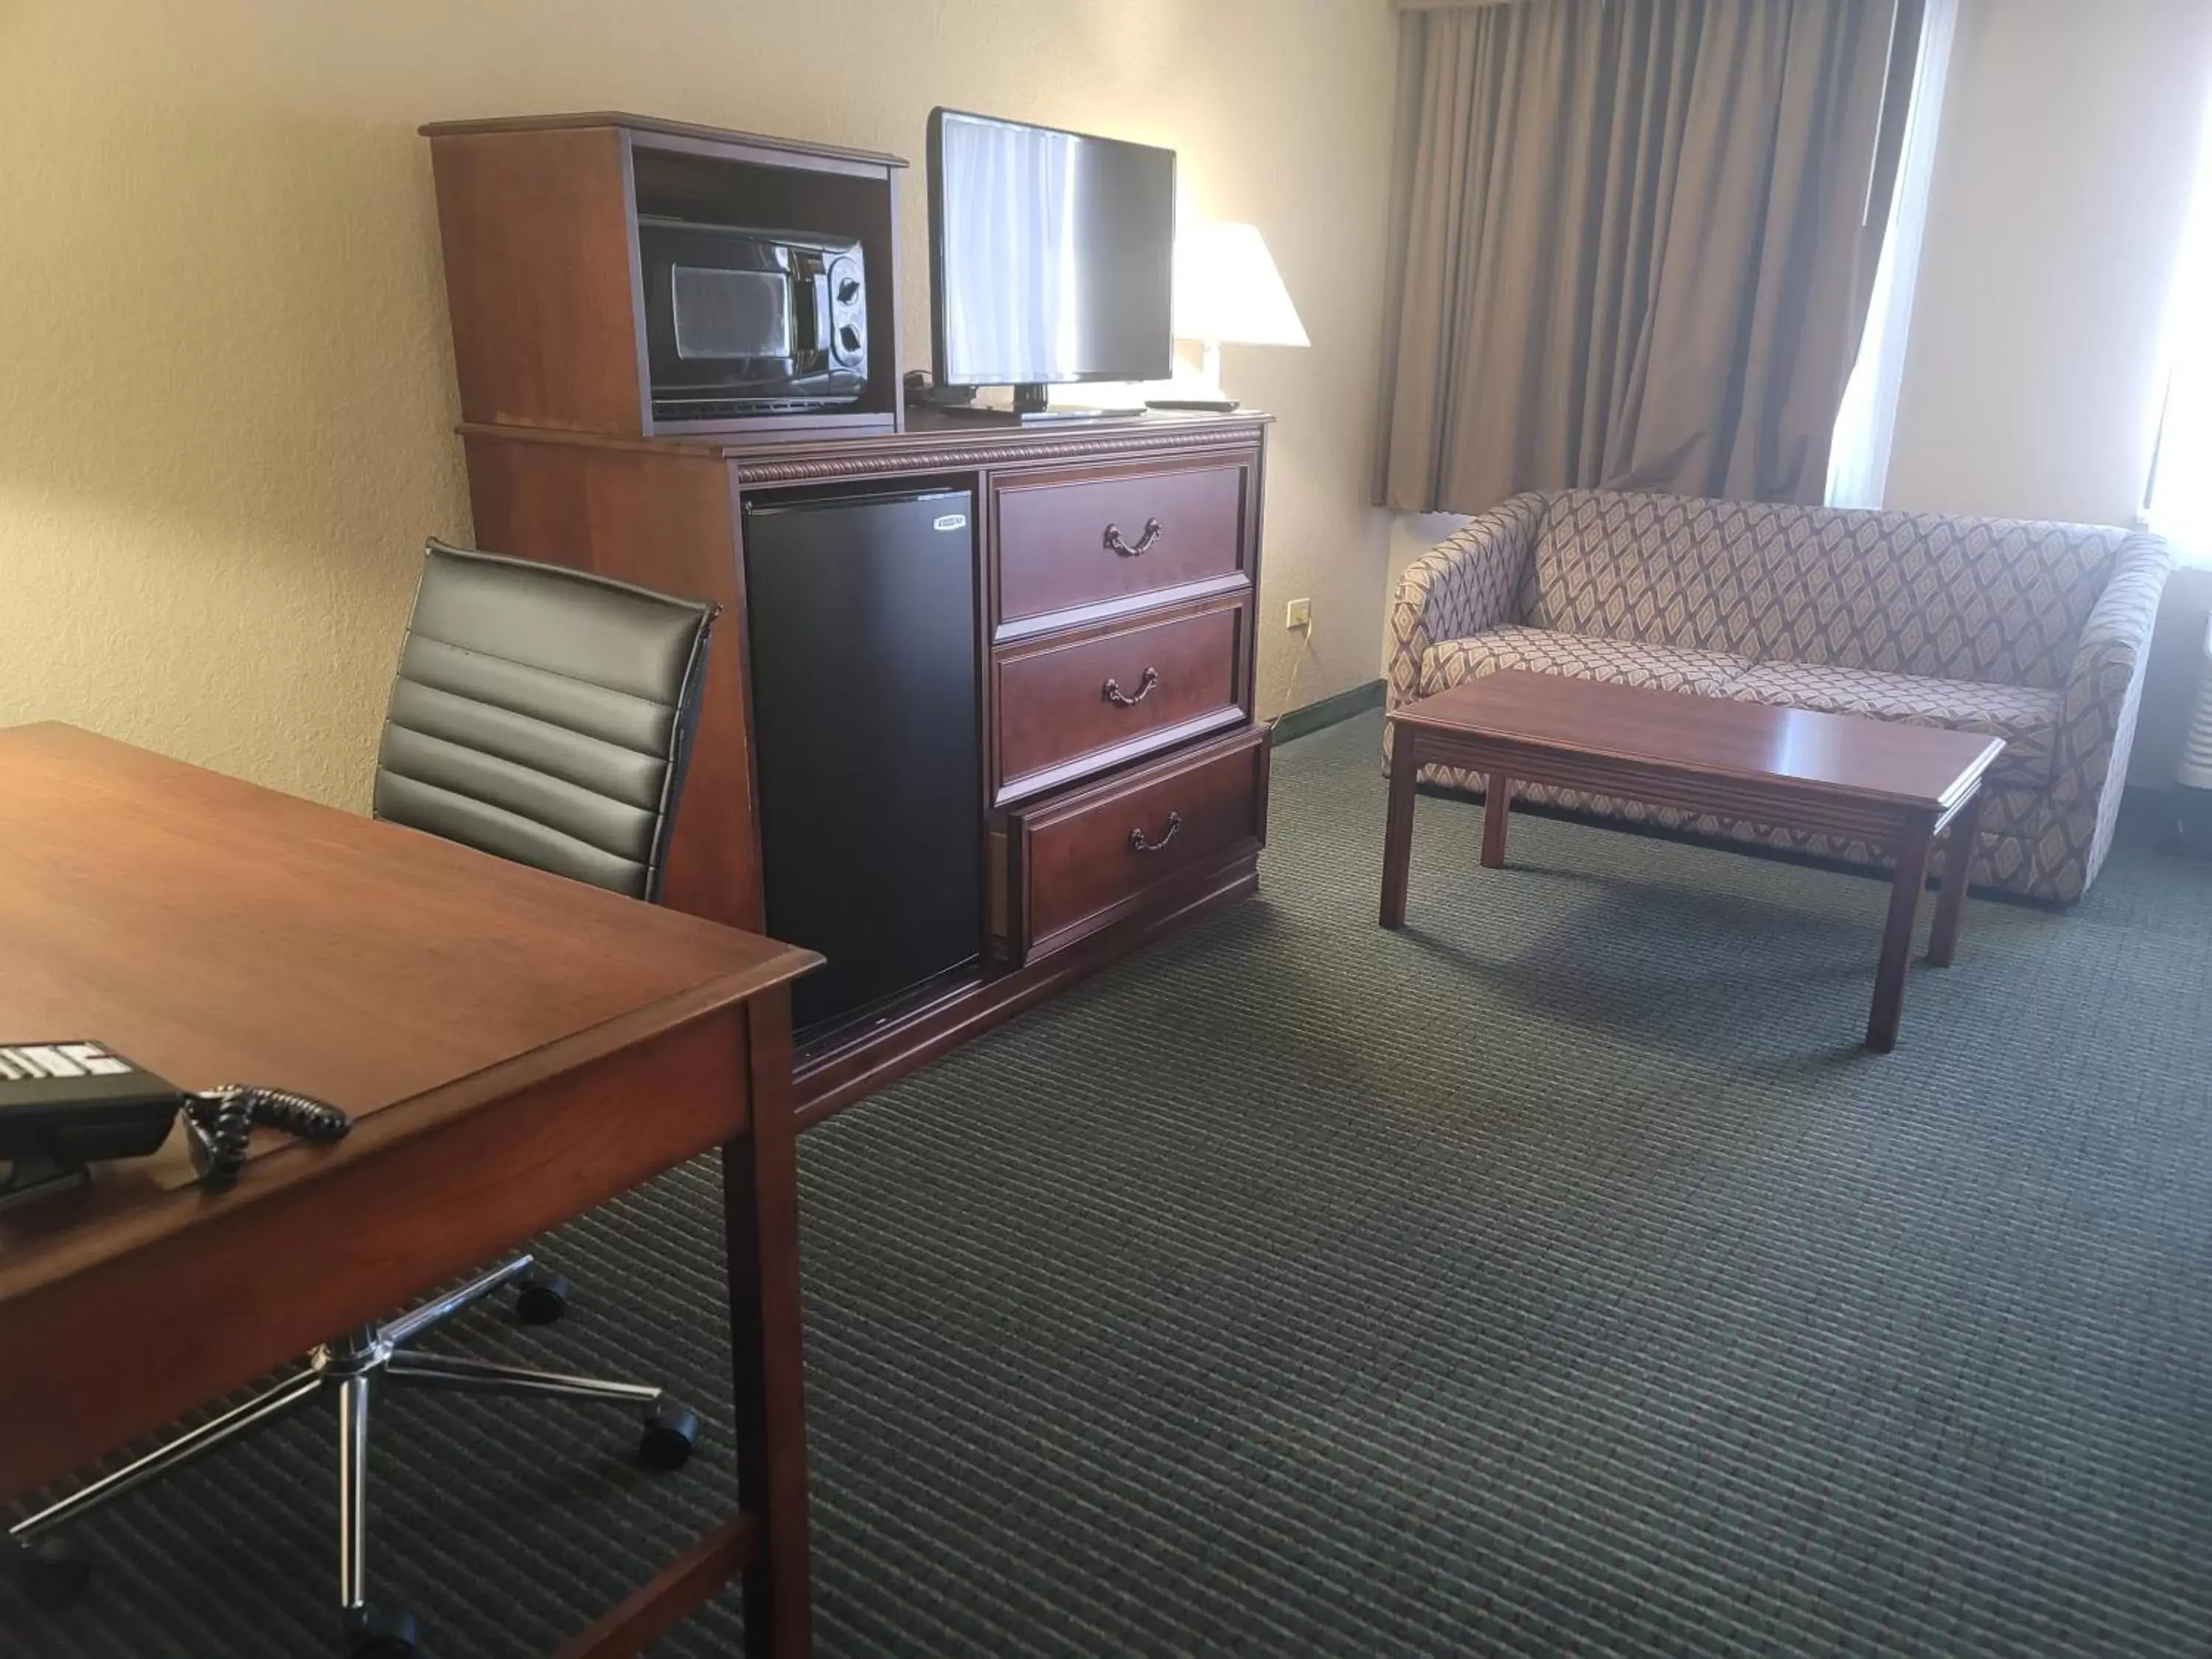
<box><xmin>726</xmin><ymin>425</ymin><xmax>1270</xmax><ymax>484</ymax></box>
<box><xmin>420</xmin><ymin>110</ymin><xmax>908</xmax><ymax>171</ymax></box>
<box><xmin>454</xmin><ymin>416</ymin><xmax>1273</xmax><ymax>484</ymax></box>
<box><xmin>1271</xmin><ymin>678</ymin><xmax>1385</xmax><ymax>746</ymax></box>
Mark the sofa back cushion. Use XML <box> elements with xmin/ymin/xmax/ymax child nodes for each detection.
<box><xmin>1518</xmin><ymin>491</ymin><xmax>2127</xmax><ymax>689</ymax></box>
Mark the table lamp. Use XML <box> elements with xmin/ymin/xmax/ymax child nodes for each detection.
<box><xmin>1149</xmin><ymin>220</ymin><xmax>1309</xmax><ymax>413</ymax></box>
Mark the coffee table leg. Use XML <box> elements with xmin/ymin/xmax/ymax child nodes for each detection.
<box><xmin>1928</xmin><ymin>790</ymin><xmax>1982</xmax><ymax>968</ymax></box>
<box><xmin>1481</xmin><ymin>774</ymin><xmax>1512</xmax><ymax>869</ymax></box>
<box><xmin>1380</xmin><ymin>726</ymin><xmax>1419</xmax><ymax>930</ymax></box>
<box><xmin>1867</xmin><ymin>817</ymin><xmax>1934</xmax><ymax>1053</ymax></box>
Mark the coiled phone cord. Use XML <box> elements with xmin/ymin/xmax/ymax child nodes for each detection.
<box><xmin>184</xmin><ymin>1085</ymin><xmax>352</xmax><ymax>1189</ymax></box>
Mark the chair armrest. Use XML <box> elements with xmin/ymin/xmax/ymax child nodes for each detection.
<box><xmin>1385</xmin><ymin>494</ymin><xmax>1545</xmax><ymax>712</ymax></box>
<box><xmin>2053</xmin><ymin>530</ymin><xmax>2173</xmax><ymax>801</ymax></box>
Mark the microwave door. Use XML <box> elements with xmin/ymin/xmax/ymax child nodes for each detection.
<box><xmin>669</xmin><ymin>265</ymin><xmax>792</xmax><ymax>364</ymax></box>
<box><xmin>638</xmin><ymin>220</ymin><xmax>869</xmax><ymax>415</ymax></box>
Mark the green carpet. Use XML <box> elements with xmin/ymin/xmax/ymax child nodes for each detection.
<box><xmin>8</xmin><ymin>710</ymin><xmax>2211</xmax><ymax>1657</ymax></box>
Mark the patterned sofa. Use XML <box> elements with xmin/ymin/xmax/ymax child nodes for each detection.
<box><xmin>1385</xmin><ymin>490</ymin><xmax>2173</xmax><ymax>904</ymax></box>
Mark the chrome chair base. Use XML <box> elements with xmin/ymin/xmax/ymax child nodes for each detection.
<box><xmin>5</xmin><ymin>1254</ymin><xmax>697</xmax><ymax>1655</ymax></box>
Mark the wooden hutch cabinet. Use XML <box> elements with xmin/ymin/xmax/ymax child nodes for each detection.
<box><xmin>422</xmin><ymin>112</ymin><xmax>1270</xmax><ymax>1122</ymax></box>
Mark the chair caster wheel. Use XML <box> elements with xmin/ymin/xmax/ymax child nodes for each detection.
<box><xmin>515</xmin><ymin>1271</ymin><xmax>572</xmax><ymax>1325</ymax></box>
<box><xmin>639</xmin><ymin>1400</ymin><xmax>699</xmax><ymax>1471</ymax></box>
<box><xmin>345</xmin><ymin>1602</ymin><xmax>419</xmax><ymax>1659</ymax></box>
<box><xmin>6</xmin><ymin>1537</ymin><xmax>92</xmax><ymax>1610</ymax></box>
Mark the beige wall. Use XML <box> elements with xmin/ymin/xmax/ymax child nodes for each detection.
<box><xmin>1884</xmin><ymin>0</ymin><xmax>2212</xmax><ymax>785</ymax></box>
<box><xmin>1886</xmin><ymin>0</ymin><xmax>2212</xmax><ymax>528</ymax></box>
<box><xmin>0</xmin><ymin>0</ymin><xmax>1399</xmax><ymax>808</ymax></box>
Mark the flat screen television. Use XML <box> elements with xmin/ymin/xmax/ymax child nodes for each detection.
<box><xmin>927</xmin><ymin>108</ymin><xmax>1175</xmax><ymax>415</ymax></box>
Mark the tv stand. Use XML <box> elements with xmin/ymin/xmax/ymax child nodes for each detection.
<box><xmin>425</xmin><ymin>111</ymin><xmax>1274</xmax><ymax>1127</ymax></box>
<box><xmin>454</xmin><ymin>406</ymin><xmax>1273</xmax><ymax>1124</ymax></box>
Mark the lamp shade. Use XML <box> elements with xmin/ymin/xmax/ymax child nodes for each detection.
<box><xmin>1172</xmin><ymin>221</ymin><xmax>1309</xmax><ymax>348</ymax></box>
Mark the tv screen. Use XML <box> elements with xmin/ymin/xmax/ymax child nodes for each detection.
<box><xmin>928</xmin><ymin>109</ymin><xmax>1175</xmax><ymax>391</ymax></box>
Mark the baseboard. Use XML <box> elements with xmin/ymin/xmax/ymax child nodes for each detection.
<box><xmin>1270</xmin><ymin>678</ymin><xmax>1385</xmax><ymax>747</ymax></box>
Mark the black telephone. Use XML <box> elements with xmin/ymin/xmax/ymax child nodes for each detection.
<box><xmin>0</xmin><ymin>1041</ymin><xmax>352</xmax><ymax>1214</ymax></box>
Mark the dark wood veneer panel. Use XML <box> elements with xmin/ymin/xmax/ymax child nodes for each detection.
<box><xmin>461</xmin><ymin>433</ymin><xmax>761</xmax><ymax>932</ymax></box>
<box><xmin>993</xmin><ymin>460</ymin><xmax>1248</xmax><ymax>630</ymax></box>
<box><xmin>995</xmin><ymin>599</ymin><xmax>1247</xmax><ymax>804</ymax></box>
<box><xmin>1013</xmin><ymin>726</ymin><xmax>1267</xmax><ymax>961</ymax></box>
<box><xmin>428</xmin><ymin>127</ymin><xmax>646</xmax><ymax>434</ymax></box>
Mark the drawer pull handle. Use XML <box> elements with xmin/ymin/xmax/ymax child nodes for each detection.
<box><xmin>1104</xmin><ymin>517</ymin><xmax>1163</xmax><ymax>558</ymax></box>
<box><xmin>1129</xmin><ymin>811</ymin><xmax>1183</xmax><ymax>855</ymax></box>
<box><xmin>1102</xmin><ymin>667</ymin><xmax>1161</xmax><ymax>708</ymax></box>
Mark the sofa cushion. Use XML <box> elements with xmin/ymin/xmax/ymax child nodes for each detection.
<box><xmin>1522</xmin><ymin>491</ymin><xmax>2128</xmax><ymax>690</ymax></box>
<box><xmin>1425</xmin><ymin>626</ymin><xmax>1754</xmax><ymax>698</ymax></box>
<box><xmin>1728</xmin><ymin>660</ymin><xmax>2059</xmax><ymax>787</ymax></box>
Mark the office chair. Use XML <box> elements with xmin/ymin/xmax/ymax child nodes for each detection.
<box><xmin>7</xmin><ymin>541</ymin><xmax>721</xmax><ymax>1659</ymax></box>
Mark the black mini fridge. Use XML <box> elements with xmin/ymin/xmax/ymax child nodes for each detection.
<box><xmin>742</xmin><ymin>487</ymin><xmax>983</xmax><ymax>1035</ymax></box>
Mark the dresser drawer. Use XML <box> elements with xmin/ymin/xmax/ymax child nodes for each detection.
<box><xmin>993</xmin><ymin>599</ymin><xmax>1248</xmax><ymax>805</ymax></box>
<box><xmin>1006</xmin><ymin>726</ymin><xmax>1267</xmax><ymax>963</ymax></box>
<box><xmin>992</xmin><ymin>459</ymin><xmax>1251</xmax><ymax>635</ymax></box>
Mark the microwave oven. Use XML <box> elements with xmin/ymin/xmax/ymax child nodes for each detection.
<box><xmin>637</xmin><ymin>218</ymin><xmax>869</xmax><ymax>421</ymax></box>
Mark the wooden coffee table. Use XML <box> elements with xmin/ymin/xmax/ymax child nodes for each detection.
<box><xmin>1380</xmin><ymin>671</ymin><xmax>2006</xmax><ymax>1051</ymax></box>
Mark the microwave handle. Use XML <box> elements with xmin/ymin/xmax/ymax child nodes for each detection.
<box><xmin>809</xmin><ymin>271</ymin><xmax>833</xmax><ymax>359</ymax></box>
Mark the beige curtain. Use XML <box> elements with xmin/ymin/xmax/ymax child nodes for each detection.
<box><xmin>1374</xmin><ymin>0</ymin><xmax>1920</xmax><ymax>512</ymax></box>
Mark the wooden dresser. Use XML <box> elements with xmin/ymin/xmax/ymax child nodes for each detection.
<box><xmin>459</xmin><ymin>414</ymin><xmax>1270</xmax><ymax>1121</ymax></box>
<box><xmin>426</xmin><ymin>112</ymin><xmax>1272</xmax><ymax>1122</ymax></box>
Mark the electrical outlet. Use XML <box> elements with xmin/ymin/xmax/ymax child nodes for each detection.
<box><xmin>1285</xmin><ymin>597</ymin><xmax>1313</xmax><ymax>632</ymax></box>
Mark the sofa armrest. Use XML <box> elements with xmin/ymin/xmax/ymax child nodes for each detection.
<box><xmin>2053</xmin><ymin>530</ymin><xmax>2173</xmax><ymax>804</ymax></box>
<box><xmin>1385</xmin><ymin>494</ymin><xmax>1545</xmax><ymax>713</ymax></box>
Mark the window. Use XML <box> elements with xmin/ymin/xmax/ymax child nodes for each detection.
<box><xmin>2146</xmin><ymin>91</ymin><xmax>2212</xmax><ymax>564</ymax></box>
<box><xmin>1828</xmin><ymin>0</ymin><xmax>1958</xmax><ymax>511</ymax></box>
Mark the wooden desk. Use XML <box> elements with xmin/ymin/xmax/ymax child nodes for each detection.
<box><xmin>0</xmin><ymin>723</ymin><xmax>820</xmax><ymax>1657</ymax></box>
<box><xmin>1382</xmin><ymin>673</ymin><xmax>2004</xmax><ymax>1052</ymax></box>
